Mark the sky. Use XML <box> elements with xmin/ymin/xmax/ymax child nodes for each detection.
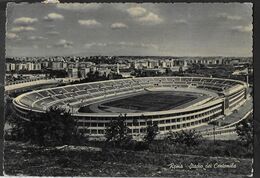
<box><xmin>6</xmin><ymin>3</ymin><xmax>253</xmax><ymax>57</ymax></box>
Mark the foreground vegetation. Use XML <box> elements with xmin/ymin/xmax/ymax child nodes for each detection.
<box><xmin>4</xmin><ymin>141</ymin><xmax>252</xmax><ymax>177</ymax></box>
<box><xmin>4</xmin><ymin>106</ymin><xmax>253</xmax><ymax>177</ymax></box>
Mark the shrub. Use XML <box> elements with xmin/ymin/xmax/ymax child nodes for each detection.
<box><xmin>166</xmin><ymin>129</ymin><xmax>203</xmax><ymax>147</ymax></box>
<box><xmin>119</xmin><ymin>139</ymin><xmax>149</xmax><ymax>151</ymax></box>
<box><xmin>236</xmin><ymin>115</ymin><xmax>253</xmax><ymax>149</ymax></box>
<box><xmin>9</xmin><ymin>106</ymin><xmax>86</xmax><ymax>147</ymax></box>
<box><xmin>105</xmin><ymin>114</ymin><xmax>132</xmax><ymax>148</ymax></box>
<box><xmin>143</xmin><ymin>122</ymin><xmax>158</xmax><ymax>144</ymax></box>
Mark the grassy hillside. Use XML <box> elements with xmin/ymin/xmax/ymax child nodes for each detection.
<box><xmin>4</xmin><ymin>141</ymin><xmax>252</xmax><ymax>177</ymax></box>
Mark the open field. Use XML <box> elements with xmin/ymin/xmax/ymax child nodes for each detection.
<box><xmin>4</xmin><ymin>141</ymin><xmax>252</xmax><ymax>177</ymax></box>
<box><xmin>79</xmin><ymin>91</ymin><xmax>197</xmax><ymax>113</ymax></box>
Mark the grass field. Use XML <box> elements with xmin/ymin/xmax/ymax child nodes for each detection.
<box><xmin>102</xmin><ymin>91</ymin><xmax>197</xmax><ymax>112</ymax></box>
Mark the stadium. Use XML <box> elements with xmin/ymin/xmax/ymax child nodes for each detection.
<box><xmin>13</xmin><ymin>76</ymin><xmax>249</xmax><ymax>138</ymax></box>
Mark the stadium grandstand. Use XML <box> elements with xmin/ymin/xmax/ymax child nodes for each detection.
<box><xmin>13</xmin><ymin>76</ymin><xmax>249</xmax><ymax>138</ymax></box>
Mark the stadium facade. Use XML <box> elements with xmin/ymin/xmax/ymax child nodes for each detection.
<box><xmin>13</xmin><ymin>77</ymin><xmax>249</xmax><ymax>137</ymax></box>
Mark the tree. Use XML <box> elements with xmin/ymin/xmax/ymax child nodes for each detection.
<box><xmin>167</xmin><ymin>129</ymin><xmax>202</xmax><ymax>147</ymax></box>
<box><xmin>178</xmin><ymin>66</ymin><xmax>183</xmax><ymax>74</ymax></box>
<box><xmin>4</xmin><ymin>95</ymin><xmax>14</xmax><ymax>123</ymax></box>
<box><xmin>143</xmin><ymin>122</ymin><xmax>158</xmax><ymax>144</ymax></box>
<box><xmin>132</xmin><ymin>117</ymin><xmax>139</xmax><ymax>135</ymax></box>
<box><xmin>10</xmin><ymin>106</ymin><xmax>84</xmax><ymax>146</ymax></box>
<box><xmin>78</xmin><ymin>70</ymin><xmax>82</xmax><ymax>78</ymax></box>
<box><xmin>108</xmin><ymin>73</ymin><xmax>123</xmax><ymax>80</ymax></box>
<box><xmin>105</xmin><ymin>114</ymin><xmax>132</xmax><ymax>147</ymax></box>
<box><xmin>236</xmin><ymin>115</ymin><xmax>253</xmax><ymax>149</ymax></box>
<box><xmin>48</xmin><ymin>70</ymin><xmax>68</xmax><ymax>78</ymax></box>
<box><xmin>165</xmin><ymin>68</ymin><xmax>173</xmax><ymax>76</ymax></box>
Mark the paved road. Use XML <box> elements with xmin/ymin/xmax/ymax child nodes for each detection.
<box><xmin>195</xmin><ymin>97</ymin><xmax>253</xmax><ymax>133</ymax></box>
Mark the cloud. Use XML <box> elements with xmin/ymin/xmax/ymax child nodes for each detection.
<box><xmin>111</xmin><ymin>22</ymin><xmax>128</xmax><ymax>29</ymax></box>
<box><xmin>84</xmin><ymin>42</ymin><xmax>158</xmax><ymax>50</ymax></box>
<box><xmin>137</xmin><ymin>12</ymin><xmax>163</xmax><ymax>25</ymax></box>
<box><xmin>216</xmin><ymin>13</ymin><xmax>242</xmax><ymax>21</ymax></box>
<box><xmin>56</xmin><ymin>3</ymin><xmax>101</xmax><ymax>11</ymax></box>
<box><xmin>84</xmin><ymin>42</ymin><xmax>107</xmax><ymax>48</ymax></box>
<box><xmin>43</xmin><ymin>13</ymin><xmax>64</xmax><ymax>21</ymax></box>
<box><xmin>6</xmin><ymin>32</ymin><xmax>20</xmax><ymax>40</ymax></box>
<box><xmin>78</xmin><ymin>19</ymin><xmax>101</xmax><ymax>27</ymax></box>
<box><xmin>118</xmin><ymin>42</ymin><xmax>158</xmax><ymax>49</ymax></box>
<box><xmin>43</xmin><ymin>0</ymin><xmax>60</xmax><ymax>3</ymax></box>
<box><xmin>10</xmin><ymin>26</ymin><xmax>35</xmax><ymax>32</ymax></box>
<box><xmin>13</xmin><ymin>17</ymin><xmax>38</xmax><ymax>26</ymax></box>
<box><xmin>46</xmin><ymin>45</ymin><xmax>52</xmax><ymax>49</ymax></box>
<box><xmin>46</xmin><ymin>31</ymin><xmax>59</xmax><ymax>36</ymax></box>
<box><xmin>54</xmin><ymin>39</ymin><xmax>73</xmax><ymax>48</ymax></box>
<box><xmin>139</xmin><ymin>43</ymin><xmax>158</xmax><ymax>49</ymax></box>
<box><xmin>28</xmin><ymin>36</ymin><xmax>48</xmax><ymax>40</ymax></box>
<box><xmin>231</xmin><ymin>24</ymin><xmax>252</xmax><ymax>33</ymax></box>
<box><xmin>127</xmin><ymin>6</ymin><xmax>147</xmax><ymax>17</ymax></box>
<box><xmin>126</xmin><ymin>6</ymin><xmax>163</xmax><ymax>25</ymax></box>
<box><xmin>45</xmin><ymin>24</ymin><xmax>55</xmax><ymax>29</ymax></box>
<box><xmin>33</xmin><ymin>44</ymin><xmax>39</xmax><ymax>49</ymax></box>
<box><xmin>174</xmin><ymin>19</ymin><xmax>188</xmax><ymax>24</ymax></box>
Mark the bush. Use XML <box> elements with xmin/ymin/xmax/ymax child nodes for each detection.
<box><xmin>118</xmin><ymin>139</ymin><xmax>148</xmax><ymax>151</ymax></box>
<box><xmin>9</xmin><ymin>106</ymin><xmax>86</xmax><ymax>147</ymax></box>
<box><xmin>105</xmin><ymin>114</ymin><xmax>132</xmax><ymax>148</ymax></box>
<box><xmin>143</xmin><ymin>123</ymin><xmax>158</xmax><ymax>144</ymax></box>
<box><xmin>236</xmin><ymin>115</ymin><xmax>253</xmax><ymax>149</ymax></box>
<box><xmin>166</xmin><ymin>129</ymin><xmax>203</xmax><ymax>147</ymax></box>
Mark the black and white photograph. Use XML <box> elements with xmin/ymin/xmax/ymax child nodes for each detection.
<box><xmin>4</xmin><ymin>1</ymin><xmax>253</xmax><ymax>177</ymax></box>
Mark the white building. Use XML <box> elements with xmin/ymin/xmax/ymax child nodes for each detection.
<box><xmin>6</xmin><ymin>63</ymin><xmax>16</xmax><ymax>72</ymax></box>
<box><xmin>68</xmin><ymin>68</ymin><xmax>78</xmax><ymax>78</ymax></box>
<box><xmin>26</xmin><ymin>62</ymin><xmax>41</xmax><ymax>71</ymax></box>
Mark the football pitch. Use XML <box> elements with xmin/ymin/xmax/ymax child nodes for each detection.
<box><xmin>79</xmin><ymin>91</ymin><xmax>198</xmax><ymax>113</ymax></box>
